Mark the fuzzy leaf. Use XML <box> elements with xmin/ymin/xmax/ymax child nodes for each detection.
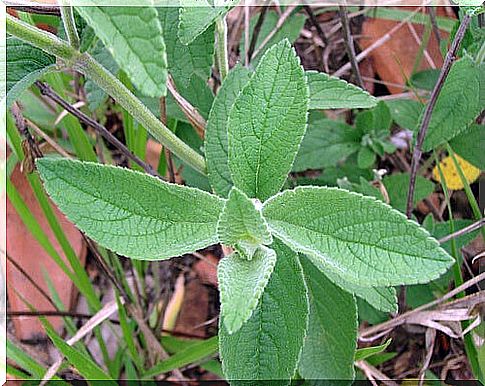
<box><xmin>422</xmin><ymin>58</ymin><xmax>483</xmax><ymax>151</ymax></box>
<box><xmin>218</xmin><ymin>247</ymin><xmax>277</xmax><ymax>334</ymax></box>
<box><xmin>36</xmin><ymin>158</ymin><xmax>224</xmax><ymax>260</ymax></box>
<box><xmin>228</xmin><ymin>40</ymin><xmax>308</xmax><ymax>201</ymax></box>
<box><xmin>449</xmin><ymin>124</ymin><xmax>485</xmax><ymax>170</ymax></box>
<box><xmin>6</xmin><ymin>37</ymin><xmax>56</xmax><ymax>108</ymax></box>
<box><xmin>76</xmin><ymin>6</ymin><xmax>168</xmax><ymax>98</ymax></box>
<box><xmin>217</xmin><ymin>187</ymin><xmax>272</xmax><ymax>256</ymax></box>
<box><xmin>293</xmin><ymin>114</ymin><xmax>361</xmax><ymax>172</ymax></box>
<box><xmin>220</xmin><ymin>240</ymin><xmax>308</xmax><ymax>384</ymax></box>
<box><xmin>206</xmin><ymin>65</ymin><xmax>251</xmax><ymax>197</ymax></box>
<box><xmin>262</xmin><ymin>186</ymin><xmax>454</xmax><ymax>286</ymax></box>
<box><xmin>299</xmin><ymin>256</ymin><xmax>357</xmax><ymax>380</ymax></box>
<box><xmin>158</xmin><ymin>7</ymin><xmax>214</xmax><ymax>87</ymax></box>
<box><xmin>178</xmin><ymin>4</ymin><xmax>229</xmax><ymax>45</ymax></box>
<box><xmin>307</xmin><ymin>70</ymin><xmax>377</xmax><ymax>110</ymax></box>
<box><xmin>324</xmin><ymin>270</ymin><xmax>397</xmax><ymax>313</ymax></box>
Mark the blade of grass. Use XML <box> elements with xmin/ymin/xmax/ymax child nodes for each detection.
<box><xmin>436</xmin><ymin>147</ymin><xmax>483</xmax><ymax>380</ymax></box>
<box><xmin>7</xmin><ymin>112</ymin><xmax>102</xmax><ymax>310</ymax></box>
<box><xmin>41</xmin><ymin>317</ymin><xmax>117</xmax><ymax>384</ymax></box>
<box><xmin>116</xmin><ymin>296</ymin><xmax>143</xmax><ymax>371</ymax></box>
<box><xmin>143</xmin><ymin>336</ymin><xmax>218</xmax><ymax>378</ymax></box>
<box><xmin>44</xmin><ymin>73</ymin><xmax>97</xmax><ymax>162</ymax></box>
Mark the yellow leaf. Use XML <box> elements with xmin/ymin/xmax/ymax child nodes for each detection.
<box><xmin>433</xmin><ymin>155</ymin><xmax>481</xmax><ymax>190</ymax></box>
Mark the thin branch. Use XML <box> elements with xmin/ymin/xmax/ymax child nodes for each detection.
<box><xmin>5</xmin><ymin>1</ymin><xmax>61</xmax><ymax>15</ymax></box>
<box><xmin>160</xmin><ymin>97</ymin><xmax>176</xmax><ymax>183</ymax></box>
<box><xmin>303</xmin><ymin>5</ymin><xmax>328</xmax><ymax>47</ymax></box>
<box><xmin>439</xmin><ymin>218</ymin><xmax>485</xmax><ymax>244</ymax></box>
<box><xmin>338</xmin><ymin>5</ymin><xmax>364</xmax><ymax>89</ymax></box>
<box><xmin>247</xmin><ymin>7</ymin><xmax>268</xmax><ymax>64</ymax></box>
<box><xmin>167</xmin><ymin>75</ymin><xmax>206</xmax><ymax>139</ymax></box>
<box><xmin>6</xmin><ymin>253</ymin><xmax>58</xmax><ymax>310</ymax></box>
<box><xmin>360</xmin><ymin>271</ymin><xmax>485</xmax><ymax>340</ymax></box>
<box><xmin>427</xmin><ymin>7</ymin><xmax>441</xmax><ymax>48</ymax></box>
<box><xmin>35</xmin><ymin>81</ymin><xmax>162</xmax><ymax>179</ymax></box>
<box><xmin>251</xmin><ymin>5</ymin><xmax>297</xmax><ymax>60</ymax></box>
<box><xmin>405</xmin><ymin>14</ymin><xmax>472</xmax><ymax>218</ymax></box>
<box><xmin>25</xmin><ymin>119</ymin><xmax>72</xmax><ymax>158</ymax></box>
<box><xmin>11</xmin><ymin>103</ymin><xmax>43</xmax><ymax>159</ymax></box>
<box><xmin>333</xmin><ymin>8</ymin><xmax>420</xmax><ymax>78</ymax></box>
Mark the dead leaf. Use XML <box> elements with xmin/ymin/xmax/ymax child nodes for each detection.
<box><xmin>359</xmin><ymin>7</ymin><xmax>450</xmax><ymax>94</ymax></box>
<box><xmin>6</xmin><ymin>164</ymin><xmax>86</xmax><ymax>340</ymax></box>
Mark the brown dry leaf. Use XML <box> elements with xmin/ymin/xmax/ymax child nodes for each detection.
<box><xmin>359</xmin><ymin>7</ymin><xmax>451</xmax><ymax>94</ymax></box>
<box><xmin>193</xmin><ymin>253</ymin><xmax>219</xmax><ymax>287</ymax></box>
<box><xmin>174</xmin><ymin>273</ymin><xmax>209</xmax><ymax>338</ymax></box>
<box><xmin>6</xmin><ymin>165</ymin><xmax>86</xmax><ymax>340</ymax></box>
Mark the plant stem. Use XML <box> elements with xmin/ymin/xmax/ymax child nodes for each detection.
<box><xmin>247</xmin><ymin>7</ymin><xmax>268</xmax><ymax>64</ymax></box>
<box><xmin>6</xmin><ymin>13</ymin><xmax>77</xmax><ymax>61</ymax></box>
<box><xmin>35</xmin><ymin>81</ymin><xmax>161</xmax><ymax>179</ymax></box>
<box><xmin>59</xmin><ymin>4</ymin><xmax>80</xmax><ymax>49</ymax></box>
<box><xmin>216</xmin><ymin>15</ymin><xmax>229</xmax><ymax>81</ymax></box>
<box><xmin>6</xmin><ymin>14</ymin><xmax>207</xmax><ymax>175</ymax></box>
<box><xmin>405</xmin><ymin>13</ymin><xmax>472</xmax><ymax>218</ymax></box>
<box><xmin>338</xmin><ymin>5</ymin><xmax>364</xmax><ymax>89</ymax></box>
<box><xmin>446</xmin><ymin>144</ymin><xmax>485</xmax><ymax>241</ymax></box>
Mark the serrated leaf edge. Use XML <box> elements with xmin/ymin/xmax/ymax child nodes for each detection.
<box><xmin>36</xmin><ymin>158</ymin><xmax>225</xmax><ymax>260</ymax></box>
<box><xmin>219</xmin><ymin>246</ymin><xmax>277</xmax><ymax>334</ymax></box>
<box><xmin>262</xmin><ymin>185</ymin><xmax>454</xmax><ymax>286</ymax></box>
<box><xmin>227</xmin><ymin>39</ymin><xmax>310</xmax><ymax>199</ymax></box>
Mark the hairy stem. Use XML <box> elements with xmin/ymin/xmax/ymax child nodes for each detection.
<box><xmin>59</xmin><ymin>4</ymin><xmax>80</xmax><ymax>49</ymax></box>
<box><xmin>216</xmin><ymin>15</ymin><xmax>229</xmax><ymax>80</ymax></box>
<box><xmin>6</xmin><ymin>14</ymin><xmax>207</xmax><ymax>175</ymax></box>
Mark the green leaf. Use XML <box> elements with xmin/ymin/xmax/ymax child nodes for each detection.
<box><xmin>217</xmin><ymin>187</ymin><xmax>272</xmax><ymax>255</ymax></box>
<box><xmin>299</xmin><ymin>256</ymin><xmax>357</xmax><ymax>380</ymax></box>
<box><xmin>241</xmin><ymin>10</ymin><xmax>306</xmax><ymax>67</ymax></box>
<box><xmin>143</xmin><ymin>336</ymin><xmax>218</xmax><ymax>378</ymax></box>
<box><xmin>206</xmin><ymin>65</ymin><xmax>251</xmax><ymax>197</ymax></box>
<box><xmin>324</xmin><ymin>270</ymin><xmax>397</xmax><ymax>313</ymax></box>
<box><xmin>228</xmin><ymin>40</ymin><xmax>308</xmax><ymax>201</ymax></box>
<box><xmin>218</xmin><ymin>247</ymin><xmax>277</xmax><ymax>334</ymax></box>
<box><xmin>262</xmin><ymin>186</ymin><xmax>454</xmax><ymax>286</ymax></box>
<box><xmin>307</xmin><ymin>71</ymin><xmax>377</xmax><ymax>110</ymax></box>
<box><xmin>76</xmin><ymin>6</ymin><xmax>168</xmax><ymax>98</ymax></box>
<box><xmin>449</xmin><ymin>124</ymin><xmax>485</xmax><ymax>170</ymax></box>
<box><xmin>410</xmin><ymin>69</ymin><xmax>440</xmax><ymax>91</ymax></box>
<box><xmin>383</xmin><ymin>173</ymin><xmax>434</xmax><ymax>213</ymax></box>
<box><xmin>178</xmin><ymin>4</ymin><xmax>230</xmax><ymax>45</ymax></box>
<box><xmin>385</xmin><ymin>99</ymin><xmax>423</xmax><ymax>130</ymax></box>
<box><xmin>355</xmin><ymin>339</ymin><xmax>392</xmax><ymax>361</ymax></box>
<box><xmin>220</xmin><ymin>239</ymin><xmax>309</xmax><ymax>384</ymax></box>
<box><xmin>357</xmin><ymin>146</ymin><xmax>376</xmax><ymax>169</ymax></box>
<box><xmin>84</xmin><ymin>39</ymin><xmax>119</xmax><ymax>111</ymax></box>
<box><xmin>422</xmin><ymin>58</ymin><xmax>483</xmax><ymax>151</ymax></box>
<box><xmin>36</xmin><ymin>158</ymin><xmax>224</xmax><ymax>260</ymax></box>
<box><xmin>158</xmin><ymin>7</ymin><xmax>214</xmax><ymax>87</ymax></box>
<box><xmin>6</xmin><ymin>37</ymin><xmax>56</xmax><ymax>108</ymax></box>
<box><xmin>293</xmin><ymin>114</ymin><xmax>361</xmax><ymax>172</ymax></box>
<box><xmin>42</xmin><ymin>319</ymin><xmax>116</xmax><ymax>384</ymax></box>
